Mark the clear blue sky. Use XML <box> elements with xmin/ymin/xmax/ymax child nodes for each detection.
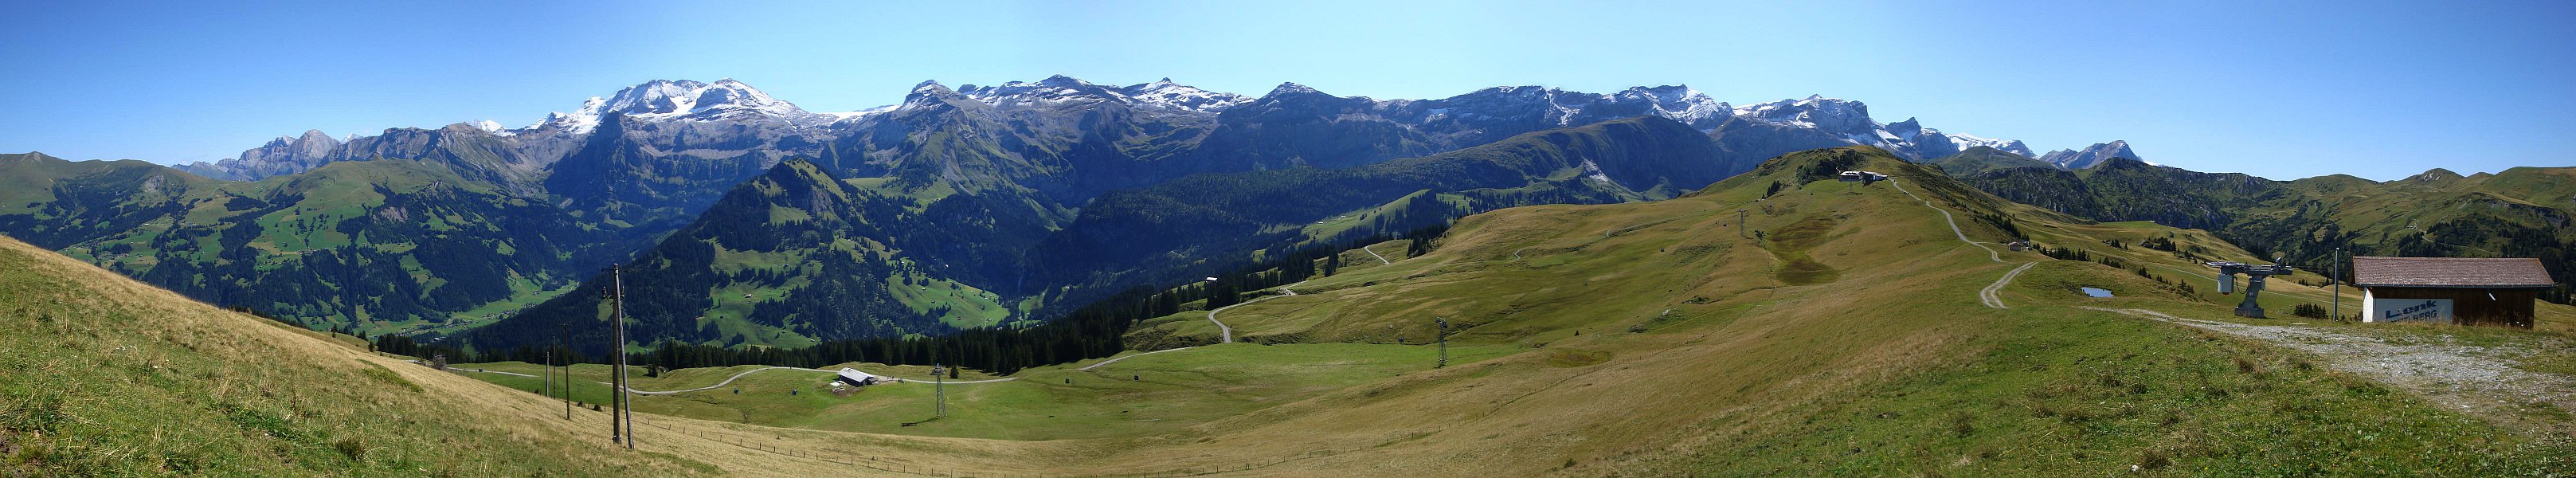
<box><xmin>2</xmin><ymin>0</ymin><xmax>2567</xmax><ymax>180</ymax></box>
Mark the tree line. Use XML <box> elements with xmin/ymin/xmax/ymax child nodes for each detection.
<box><xmin>386</xmin><ymin>221</ymin><xmax>1455</xmax><ymax>375</ymax></box>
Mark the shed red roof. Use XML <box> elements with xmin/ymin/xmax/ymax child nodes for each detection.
<box><xmin>2351</xmin><ymin>257</ymin><xmax>2555</xmax><ymax>288</ymax></box>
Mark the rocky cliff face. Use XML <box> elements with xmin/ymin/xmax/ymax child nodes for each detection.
<box><xmin>178</xmin><ymin>129</ymin><xmax>342</xmax><ymax>180</ymax></box>
<box><xmin>2038</xmin><ymin>140</ymin><xmax>2142</xmax><ymax>170</ymax></box>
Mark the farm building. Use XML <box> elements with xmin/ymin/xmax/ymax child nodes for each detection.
<box><xmin>2351</xmin><ymin>257</ymin><xmax>2555</xmax><ymax>328</ymax></box>
<box><xmin>836</xmin><ymin>368</ymin><xmax>881</xmax><ymax>386</ymax></box>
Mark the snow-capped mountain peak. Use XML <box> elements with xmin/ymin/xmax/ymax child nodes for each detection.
<box><xmin>900</xmin><ymin>80</ymin><xmax>972</xmax><ymax>110</ymax></box>
<box><xmin>1120</xmin><ymin>78</ymin><xmax>1251</xmax><ymax>112</ymax></box>
<box><xmin>1719</xmin><ymin>95</ymin><xmax>2054</xmax><ymax>161</ymax></box>
<box><xmin>1944</xmin><ymin>132</ymin><xmax>2034</xmax><ymax>157</ymax></box>
<box><xmin>1267</xmin><ymin>82</ymin><xmax>1324</xmax><ymax>97</ymax></box>
<box><xmin>1733</xmin><ymin>95</ymin><xmax>1874</xmax><ymax>134</ymax></box>
<box><xmin>2038</xmin><ymin>140</ymin><xmax>2141</xmax><ymax>170</ymax></box>
<box><xmin>1611</xmin><ymin>85</ymin><xmax>1728</xmax><ymax>125</ymax></box>
<box><xmin>472</xmin><ymin>120</ymin><xmax>514</xmax><ymax>136</ymax></box>
<box><xmin>910</xmin><ymin>80</ymin><xmax>949</xmax><ymax>95</ymax></box>
<box><xmin>527</xmin><ymin>97</ymin><xmax>609</xmax><ymax>132</ymax></box>
<box><xmin>530</xmin><ymin>79</ymin><xmax>816</xmax><ymax>134</ymax></box>
<box><xmin>1035</xmin><ymin>74</ymin><xmax>1094</xmax><ymax>88</ymax></box>
<box><xmin>950</xmin><ymin>75</ymin><xmax>1250</xmax><ymax>116</ymax></box>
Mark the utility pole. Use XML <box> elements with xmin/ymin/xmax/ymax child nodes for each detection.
<box><xmin>1435</xmin><ymin>317</ymin><xmax>1449</xmax><ymax>368</ymax></box>
<box><xmin>931</xmin><ymin>363</ymin><xmax>948</xmax><ymax>418</ymax></box>
<box><xmin>2332</xmin><ymin>247</ymin><xmax>2343</xmax><ymax>320</ymax></box>
<box><xmin>542</xmin><ymin>340</ymin><xmax>552</xmax><ymax>412</ymax></box>
<box><xmin>560</xmin><ymin>319</ymin><xmax>571</xmax><ymax>420</ymax></box>
<box><xmin>605</xmin><ymin>264</ymin><xmax>632</xmax><ymax>449</ymax></box>
<box><xmin>1737</xmin><ymin>209</ymin><xmax>1748</xmax><ymax>238</ymax></box>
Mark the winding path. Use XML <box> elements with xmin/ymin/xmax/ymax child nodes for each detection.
<box><xmin>1980</xmin><ymin>262</ymin><xmax>2038</xmax><ymax>309</ymax></box>
<box><xmin>1207</xmin><ymin>283</ymin><xmax>1305</xmax><ymax>343</ymax></box>
<box><xmin>1890</xmin><ymin>178</ymin><xmax>2001</xmax><ymax>264</ymax></box>
<box><xmin>1893</xmin><ymin>178</ymin><xmax>2039</xmax><ymax>308</ymax></box>
<box><xmin>1362</xmin><ymin>244</ymin><xmax>1393</xmax><ymax>264</ymax></box>
<box><xmin>1079</xmin><ymin>347</ymin><xmax>1196</xmax><ymax>371</ymax></box>
<box><xmin>626</xmin><ymin>366</ymin><xmax>829</xmax><ymax>395</ymax></box>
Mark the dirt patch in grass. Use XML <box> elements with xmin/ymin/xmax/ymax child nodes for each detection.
<box><xmin>1544</xmin><ymin>349</ymin><xmax>1611</xmax><ymax>368</ymax></box>
<box><xmin>1767</xmin><ymin>215</ymin><xmax>1843</xmax><ymax>285</ymax></box>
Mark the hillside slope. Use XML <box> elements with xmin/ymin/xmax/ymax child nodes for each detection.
<box><xmin>1935</xmin><ymin>153</ymin><xmax>2576</xmax><ymax>303</ymax></box>
<box><xmin>437</xmin><ymin>147</ymin><xmax>2572</xmax><ymax>476</ymax></box>
<box><xmin>1090</xmin><ymin>147</ymin><xmax>2573</xmax><ymax>476</ymax></box>
<box><xmin>0</xmin><ymin>151</ymin><xmax>634</xmax><ymax>336</ymax></box>
<box><xmin>0</xmin><ymin>235</ymin><xmax>1055</xmax><ymax>476</ymax></box>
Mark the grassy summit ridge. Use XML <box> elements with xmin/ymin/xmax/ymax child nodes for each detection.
<box><xmin>1090</xmin><ymin>147</ymin><xmax>2574</xmax><ymax>475</ymax></box>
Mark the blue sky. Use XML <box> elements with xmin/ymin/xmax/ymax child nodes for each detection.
<box><xmin>2</xmin><ymin>0</ymin><xmax>2567</xmax><ymax>180</ymax></box>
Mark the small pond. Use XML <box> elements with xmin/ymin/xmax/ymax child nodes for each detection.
<box><xmin>2079</xmin><ymin>287</ymin><xmax>2114</xmax><ymax>298</ymax></box>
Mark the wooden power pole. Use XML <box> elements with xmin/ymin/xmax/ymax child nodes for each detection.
<box><xmin>560</xmin><ymin>319</ymin><xmax>571</xmax><ymax>420</ymax></box>
<box><xmin>2332</xmin><ymin>247</ymin><xmax>2343</xmax><ymax>320</ymax></box>
<box><xmin>605</xmin><ymin>264</ymin><xmax>632</xmax><ymax>449</ymax></box>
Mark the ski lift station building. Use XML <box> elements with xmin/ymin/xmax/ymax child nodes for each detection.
<box><xmin>2351</xmin><ymin>257</ymin><xmax>2555</xmax><ymax>328</ymax></box>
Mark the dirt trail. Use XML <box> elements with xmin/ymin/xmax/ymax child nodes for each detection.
<box><xmin>1207</xmin><ymin>281</ymin><xmax>1307</xmax><ymax>343</ymax></box>
<box><xmin>1079</xmin><ymin>347</ymin><xmax>1196</xmax><ymax>371</ymax></box>
<box><xmin>1891</xmin><ymin>178</ymin><xmax>2035</xmax><ymax>308</ymax></box>
<box><xmin>1980</xmin><ymin>262</ymin><xmax>2036</xmax><ymax>309</ymax></box>
<box><xmin>627</xmin><ymin>366</ymin><xmax>829</xmax><ymax>395</ymax></box>
<box><xmin>1891</xmin><ymin>178</ymin><xmax>2000</xmax><ymax>263</ymax></box>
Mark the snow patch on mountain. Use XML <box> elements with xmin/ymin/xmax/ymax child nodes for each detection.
<box><xmin>528</xmin><ymin>78</ymin><xmax>821</xmax><ymax>134</ymax></box>
<box><xmin>1735</xmin><ymin>95</ymin><xmax>1877</xmax><ymax>135</ymax></box>
<box><xmin>472</xmin><ymin>120</ymin><xmax>515</xmax><ymax>136</ymax></box>
<box><xmin>1580</xmin><ymin>158</ymin><xmax>1612</xmax><ymax>183</ymax></box>
<box><xmin>2038</xmin><ymin>140</ymin><xmax>2141</xmax><ymax>170</ymax></box>
<box><xmin>820</xmin><ymin>104</ymin><xmax>899</xmax><ymax>123</ymax></box>
<box><xmin>1121</xmin><ymin>77</ymin><xmax>1252</xmax><ymax>112</ymax></box>
<box><xmin>1944</xmin><ymin>132</ymin><xmax>2034</xmax><ymax>157</ymax></box>
<box><xmin>1612</xmin><ymin>85</ymin><xmax>1729</xmax><ymax>127</ymax></box>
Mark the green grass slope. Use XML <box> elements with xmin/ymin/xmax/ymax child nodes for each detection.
<box><xmin>1095</xmin><ymin>147</ymin><xmax>2574</xmax><ymax>476</ymax></box>
<box><xmin>452</xmin><ymin>146</ymin><xmax>2574</xmax><ymax>476</ymax></box>
<box><xmin>0</xmin><ymin>152</ymin><xmax>628</xmax><ymax>336</ymax></box>
<box><xmin>0</xmin><ymin>235</ymin><xmax>714</xmax><ymax>476</ymax></box>
<box><xmin>0</xmin><ymin>235</ymin><xmax>1073</xmax><ymax>476</ymax></box>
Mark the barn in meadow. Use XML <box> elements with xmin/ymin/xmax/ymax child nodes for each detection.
<box><xmin>2351</xmin><ymin>257</ymin><xmax>2555</xmax><ymax>328</ymax></box>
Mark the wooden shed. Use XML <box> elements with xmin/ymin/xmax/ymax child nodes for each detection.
<box><xmin>2351</xmin><ymin>257</ymin><xmax>2554</xmax><ymax>328</ymax></box>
